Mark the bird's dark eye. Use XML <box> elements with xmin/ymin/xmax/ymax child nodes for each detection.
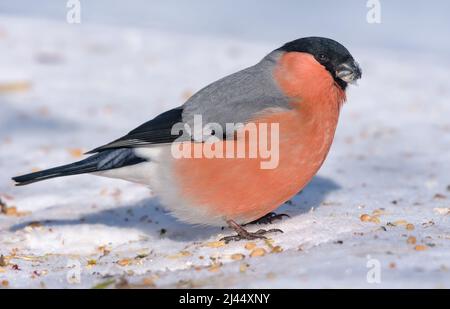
<box><xmin>318</xmin><ymin>54</ymin><xmax>329</xmax><ymax>62</ymax></box>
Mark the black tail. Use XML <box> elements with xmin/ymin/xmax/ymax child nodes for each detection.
<box><xmin>12</xmin><ymin>148</ymin><xmax>146</xmax><ymax>186</ymax></box>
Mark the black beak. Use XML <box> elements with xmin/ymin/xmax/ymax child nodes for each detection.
<box><xmin>336</xmin><ymin>60</ymin><xmax>362</xmax><ymax>84</ymax></box>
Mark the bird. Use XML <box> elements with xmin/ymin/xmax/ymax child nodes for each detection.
<box><xmin>12</xmin><ymin>37</ymin><xmax>362</xmax><ymax>242</ymax></box>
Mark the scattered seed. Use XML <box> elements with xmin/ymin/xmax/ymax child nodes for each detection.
<box><xmin>414</xmin><ymin>245</ymin><xmax>427</xmax><ymax>251</ymax></box>
<box><xmin>27</xmin><ymin>221</ymin><xmax>42</xmax><ymax>228</ymax></box>
<box><xmin>407</xmin><ymin>236</ymin><xmax>417</xmax><ymax>245</ymax></box>
<box><xmin>239</xmin><ymin>263</ymin><xmax>249</xmax><ymax>273</ymax></box>
<box><xmin>406</xmin><ymin>223</ymin><xmax>415</xmax><ymax>231</ymax></box>
<box><xmin>87</xmin><ymin>259</ymin><xmax>97</xmax><ymax>266</ymax></box>
<box><xmin>393</xmin><ymin>220</ymin><xmax>408</xmax><ymax>226</ymax></box>
<box><xmin>360</xmin><ymin>214</ymin><xmax>371</xmax><ymax>222</ymax></box>
<box><xmin>97</xmin><ymin>246</ymin><xmax>111</xmax><ymax>256</ymax></box>
<box><xmin>68</xmin><ymin>148</ymin><xmax>83</xmax><ymax>158</ymax></box>
<box><xmin>168</xmin><ymin>251</ymin><xmax>192</xmax><ymax>259</ymax></box>
<box><xmin>0</xmin><ymin>203</ymin><xmax>29</xmax><ymax>217</ymax></box>
<box><xmin>0</xmin><ymin>255</ymin><xmax>7</xmax><ymax>267</ymax></box>
<box><xmin>230</xmin><ymin>253</ymin><xmax>245</xmax><ymax>261</ymax></box>
<box><xmin>142</xmin><ymin>277</ymin><xmax>156</xmax><ymax>287</ymax></box>
<box><xmin>205</xmin><ymin>241</ymin><xmax>225</xmax><ymax>248</ymax></box>
<box><xmin>370</xmin><ymin>216</ymin><xmax>381</xmax><ymax>224</ymax></box>
<box><xmin>244</xmin><ymin>242</ymin><xmax>257</xmax><ymax>250</ymax></box>
<box><xmin>117</xmin><ymin>259</ymin><xmax>131</xmax><ymax>266</ymax></box>
<box><xmin>271</xmin><ymin>246</ymin><xmax>283</xmax><ymax>253</ymax></box>
<box><xmin>264</xmin><ymin>239</ymin><xmax>275</xmax><ymax>248</ymax></box>
<box><xmin>249</xmin><ymin>248</ymin><xmax>266</xmax><ymax>257</ymax></box>
<box><xmin>0</xmin><ymin>81</ymin><xmax>31</xmax><ymax>93</ymax></box>
<box><xmin>1</xmin><ymin>280</ymin><xmax>8</xmax><ymax>287</ymax></box>
<box><xmin>208</xmin><ymin>263</ymin><xmax>222</xmax><ymax>272</ymax></box>
<box><xmin>372</xmin><ymin>209</ymin><xmax>385</xmax><ymax>216</ymax></box>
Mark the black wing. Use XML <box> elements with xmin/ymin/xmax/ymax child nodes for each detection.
<box><xmin>87</xmin><ymin>107</ymin><xmax>184</xmax><ymax>154</ymax></box>
<box><xmin>13</xmin><ymin>148</ymin><xmax>146</xmax><ymax>186</ymax></box>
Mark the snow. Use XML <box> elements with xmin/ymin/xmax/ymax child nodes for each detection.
<box><xmin>0</xmin><ymin>15</ymin><xmax>449</xmax><ymax>288</ymax></box>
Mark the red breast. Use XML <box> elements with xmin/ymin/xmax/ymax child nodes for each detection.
<box><xmin>172</xmin><ymin>52</ymin><xmax>346</xmax><ymax>224</ymax></box>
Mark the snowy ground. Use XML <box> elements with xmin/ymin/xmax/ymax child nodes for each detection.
<box><xmin>0</xmin><ymin>16</ymin><xmax>449</xmax><ymax>288</ymax></box>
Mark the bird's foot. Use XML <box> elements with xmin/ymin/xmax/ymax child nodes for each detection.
<box><xmin>220</xmin><ymin>219</ymin><xmax>283</xmax><ymax>243</ymax></box>
<box><xmin>245</xmin><ymin>212</ymin><xmax>290</xmax><ymax>226</ymax></box>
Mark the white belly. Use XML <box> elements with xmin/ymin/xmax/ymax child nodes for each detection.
<box><xmin>94</xmin><ymin>146</ymin><xmax>225</xmax><ymax>226</ymax></box>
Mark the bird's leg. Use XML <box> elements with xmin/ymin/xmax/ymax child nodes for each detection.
<box><xmin>220</xmin><ymin>219</ymin><xmax>283</xmax><ymax>243</ymax></box>
<box><xmin>244</xmin><ymin>212</ymin><xmax>290</xmax><ymax>226</ymax></box>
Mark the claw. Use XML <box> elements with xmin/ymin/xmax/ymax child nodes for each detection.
<box><xmin>220</xmin><ymin>220</ymin><xmax>284</xmax><ymax>243</ymax></box>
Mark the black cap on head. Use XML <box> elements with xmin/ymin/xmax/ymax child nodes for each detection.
<box><xmin>278</xmin><ymin>37</ymin><xmax>362</xmax><ymax>90</ymax></box>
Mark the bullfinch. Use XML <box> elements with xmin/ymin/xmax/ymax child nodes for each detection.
<box><xmin>13</xmin><ymin>37</ymin><xmax>362</xmax><ymax>242</ymax></box>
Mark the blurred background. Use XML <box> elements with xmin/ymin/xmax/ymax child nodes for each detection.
<box><xmin>2</xmin><ymin>0</ymin><xmax>450</xmax><ymax>53</ymax></box>
<box><xmin>0</xmin><ymin>1</ymin><xmax>449</xmax><ymax>288</ymax></box>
